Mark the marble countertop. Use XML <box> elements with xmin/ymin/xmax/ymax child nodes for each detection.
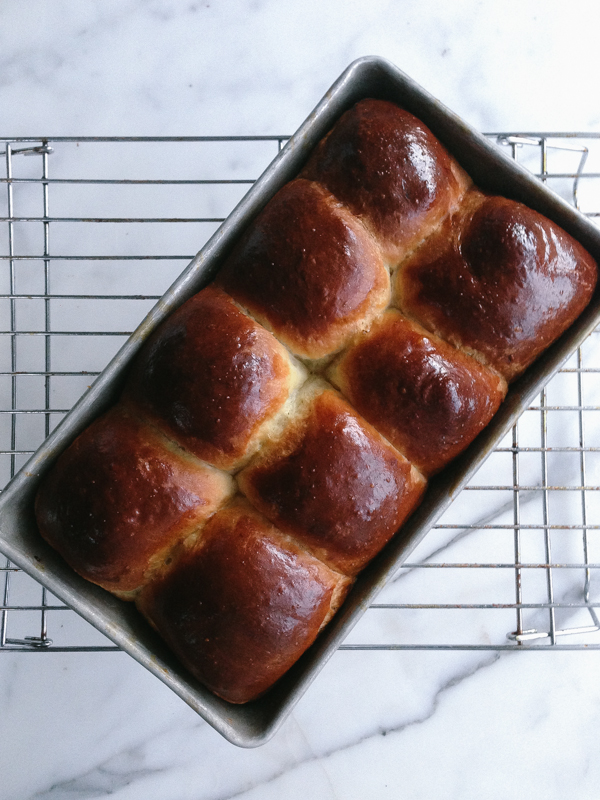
<box><xmin>2</xmin><ymin>1</ymin><xmax>600</xmax><ymax>798</ymax></box>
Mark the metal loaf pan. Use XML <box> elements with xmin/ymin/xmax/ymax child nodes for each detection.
<box><xmin>2</xmin><ymin>56</ymin><xmax>600</xmax><ymax>748</ymax></box>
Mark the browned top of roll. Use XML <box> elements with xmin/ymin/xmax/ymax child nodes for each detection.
<box><xmin>218</xmin><ymin>179</ymin><xmax>390</xmax><ymax>361</ymax></box>
<box><xmin>397</xmin><ymin>193</ymin><xmax>598</xmax><ymax>382</ymax></box>
<box><xmin>137</xmin><ymin>499</ymin><xmax>350</xmax><ymax>704</ymax></box>
<box><xmin>328</xmin><ymin>311</ymin><xmax>507</xmax><ymax>476</ymax></box>
<box><xmin>302</xmin><ymin>98</ymin><xmax>470</xmax><ymax>265</ymax></box>
<box><xmin>34</xmin><ymin>405</ymin><xmax>234</xmax><ymax>596</ymax></box>
<box><xmin>238</xmin><ymin>388</ymin><xmax>426</xmax><ymax>575</ymax></box>
<box><xmin>125</xmin><ymin>287</ymin><xmax>302</xmax><ymax>471</ymax></box>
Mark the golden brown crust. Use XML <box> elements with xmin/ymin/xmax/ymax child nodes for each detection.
<box><xmin>302</xmin><ymin>98</ymin><xmax>470</xmax><ymax>266</ymax></box>
<box><xmin>33</xmin><ymin>97</ymin><xmax>599</xmax><ymax>705</ymax></box>
<box><xmin>136</xmin><ymin>499</ymin><xmax>351</xmax><ymax>704</ymax></box>
<box><xmin>396</xmin><ymin>192</ymin><xmax>598</xmax><ymax>382</ymax></box>
<box><xmin>124</xmin><ymin>286</ymin><xmax>303</xmax><ymax>470</ymax></box>
<box><xmin>328</xmin><ymin>311</ymin><xmax>507</xmax><ymax>476</ymax></box>
<box><xmin>218</xmin><ymin>179</ymin><xmax>390</xmax><ymax>361</ymax></box>
<box><xmin>238</xmin><ymin>388</ymin><xmax>426</xmax><ymax>575</ymax></box>
<box><xmin>34</xmin><ymin>405</ymin><xmax>235</xmax><ymax>595</ymax></box>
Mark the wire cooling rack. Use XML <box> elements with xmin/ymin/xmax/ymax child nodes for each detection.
<box><xmin>1</xmin><ymin>133</ymin><xmax>600</xmax><ymax>654</ymax></box>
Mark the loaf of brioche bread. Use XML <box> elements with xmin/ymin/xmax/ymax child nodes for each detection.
<box><xmin>35</xmin><ymin>99</ymin><xmax>597</xmax><ymax>703</ymax></box>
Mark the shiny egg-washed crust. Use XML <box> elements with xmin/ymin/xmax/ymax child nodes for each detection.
<box><xmin>124</xmin><ymin>286</ymin><xmax>305</xmax><ymax>471</ymax></box>
<box><xmin>396</xmin><ymin>192</ymin><xmax>598</xmax><ymax>382</ymax></box>
<box><xmin>35</xmin><ymin>405</ymin><xmax>235</xmax><ymax>596</ymax></box>
<box><xmin>238</xmin><ymin>387</ymin><xmax>426</xmax><ymax>575</ymax></box>
<box><xmin>328</xmin><ymin>311</ymin><xmax>507</xmax><ymax>476</ymax></box>
<box><xmin>218</xmin><ymin>179</ymin><xmax>390</xmax><ymax>362</ymax></box>
<box><xmin>137</xmin><ymin>499</ymin><xmax>351</xmax><ymax>704</ymax></box>
<box><xmin>302</xmin><ymin>98</ymin><xmax>471</xmax><ymax>266</ymax></box>
<box><xmin>34</xmin><ymin>97</ymin><xmax>598</xmax><ymax>705</ymax></box>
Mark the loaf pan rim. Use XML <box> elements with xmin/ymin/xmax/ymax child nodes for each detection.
<box><xmin>2</xmin><ymin>54</ymin><xmax>600</xmax><ymax>747</ymax></box>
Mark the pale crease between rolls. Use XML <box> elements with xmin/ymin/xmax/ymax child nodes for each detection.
<box><xmin>35</xmin><ymin>98</ymin><xmax>597</xmax><ymax>703</ymax></box>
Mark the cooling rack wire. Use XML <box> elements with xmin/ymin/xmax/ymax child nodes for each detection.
<box><xmin>2</xmin><ymin>132</ymin><xmax>600</xmax><ymax>655</ymax></box>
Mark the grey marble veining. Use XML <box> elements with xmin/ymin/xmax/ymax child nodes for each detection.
<box><xmin>2</xmin><ymin>0</ymin><xmax>600</xmax><ymax>797</ymax></box>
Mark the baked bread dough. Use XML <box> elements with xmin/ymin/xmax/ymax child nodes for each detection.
<box><xmin>35</xmin><ymin>98</ymin><xmax>597</xmax><ymax>703</ymax></box>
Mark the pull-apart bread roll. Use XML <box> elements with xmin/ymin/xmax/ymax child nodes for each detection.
<box><xmin>137</xmin><ymin>499</ymin><xmax>351</xmax><ymax>704</ymax></box>
<box><xmin>327</xmin><ymin>311</ymin><xmax>507</xmax><ymax>476</ymax></box>
<box><xmin>35</xmin><ymin>405</ymin><xmax>235</xmax><ymax>599</ymax></box>
<box><xmin>34</xmin><ymin>96</ymin><xmax>597</xmax><ymax>704</ymax></box>
<box><xmin>124</xmin><ymin>286</ymin><xmax>306</xmax><ymax>471</ymax></box>
<box><xmin>302</xmin><ymin>98</ymin><xmax>471</xmax><ymax>266</ymax></box>
<box><xmin>238</xmin><ymin>384</ymin><xmax>426</xmax><ymax>575</ymax></box>
<box><xmin>218</xmin><ymin>179</ymin><xmax>390</xmax><ymax>364</ymax></box>
<box><xmin>395</xmin><ymin>192</ymin><xmax>598</xmax><ymax>381</ymax></box>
